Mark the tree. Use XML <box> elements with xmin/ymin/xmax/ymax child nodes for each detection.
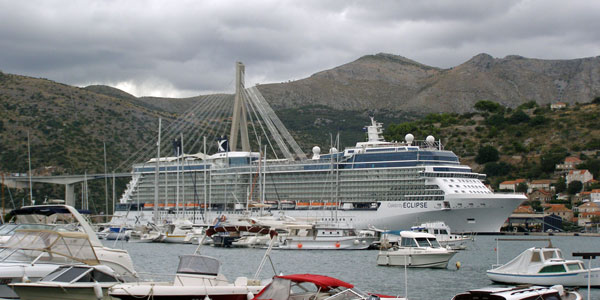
<box><xmin>567</xmin><ymin>180</ymin><xmax>583</xmax><ymax>195</ymax></box>
<box><xmin>555</xmin><ymin>177</ymin><xmax>567</xmax><ymax>194</ymax></box>
<box><xmin>476</xmin><ymin>145</ymin><xmax>499</xmax><ymax>164</ymax></box>
<box><xmin>516</xmin><ymin>182</ymin><xmax>528</xmax><ymax>193</ymax></box>
<box><xmin>579</xmin><ymin>159</ymin><xmax>600</xmax><ymax>179</ymax></box>
<box><xmin>509</xmin><ymin>110</ymin><xmax>530</xmax><ymax>123</ymax></box>
<box><xmin>483</xmin><ymin>161</ymin><xmax>512</xmax><ymax>177</ymax></box>
<box><xmin>540</xmin><ymin>147</ymin><xmax>568</xmax><ymax>173</ymax></box>
<box><xmin>474</xmin><ymin>100</ymin><xmax>502</xmax><ymax>113</ymax></box>
<box><xmin>592</xmin><ymin>96</ymin><xmax>600</xmax><ymax>104</ymax></box>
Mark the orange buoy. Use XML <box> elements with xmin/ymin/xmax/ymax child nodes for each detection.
<box><xmin>297</xmin><ymin>243</ymin><xmax>303</xmax><ymax>249</ymax></box>
<box><xmin>335</xmin><ymin>242</ymin><xmax>341</xmax><ymax>248</ymax></box>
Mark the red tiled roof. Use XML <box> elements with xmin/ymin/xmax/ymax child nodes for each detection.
<box><xmin>564</xmin><ymin>157</ymin><xmax>582</xmax><ymax>163</ymax></box>
<box><xmin>569</xmin><ymin>169</ymin><xmax>589</xmax><ymax>175</ymax></box>
<box><xmin>531</xmin><ymin>179</ymin><xmax>553</xmax><ymax>184</ymax></box>
<box><xmin>514</xmin><ymin>205</ymin><xmax>534</xmax><ymax>213</ymax></box>
<box><xmin>546</xmin><ymin>204</ymin><xmax>571</xmax><ymax>213</ymax></box>
<box><xmin>578</xmin><ymin>202</ymin><xmax>599</xmax><ymax>208</ymax></box>
<box><xmin>592</xmin><ymin>189</ymin><xmax>600</xmax><ymax>193</ymax></box>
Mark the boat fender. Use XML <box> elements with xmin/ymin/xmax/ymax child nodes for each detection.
<box><xmin>297</xmin><ymin>243</ymin><xmax>303</xmax><ymax>249</ymax></box>
<box><xmin>550</xmin><ymin>285</ymin><xmax>565</xmax><ymax>296</ymax></box>
<box><xmin>204</xmin><ymin>295</ymin><xmax>212</xmax><ymax>300</ymax></box>
<box><xmin>353</xmin><ymin>239</ymin><xmax>359</xmax><ymax>245</ymax></box>
<box><xmin>455</xmin><ymin>261</ymin><xmax>461</xmax><ymax>270</ymax></box>
<box><xmin>93</xmin><ymin>281</ymin><xmax>103</xmax><ymax>300</ymax></box>
<box><xmin>247</xmin><ymin>292</ymin><xmax>255</xmax><ymax>300</ymax></box>
<box><xmin>21</xmin><ymin>274</ymin><xmax>30</xmax><ymax>283</ymax></box>
<box><xmin>335</xmin><ymin>242</ymin><xmax>341</xmax><ymax>248</ymax></box>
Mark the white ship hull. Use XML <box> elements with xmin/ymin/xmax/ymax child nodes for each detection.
<box><xmin>113</xmin><ymin>193</ymin><xmax>524</xmax><ymax>233</ymax></box>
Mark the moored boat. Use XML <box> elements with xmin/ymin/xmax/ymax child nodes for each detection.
<box><xmin>487</xmin><ymin>246</ymin><xmax>600</xmax><ymax>287</ymax></box>
<box><xmin>452</xmin><ymin>285</ymin><xmax>581</xmax><ymax>300</ymax></box>
<box><xmin>252</xmin><ymin>274</ymin><xmax>406</xmax><ymax>300</ymax></box>
<box><xmin>376</xmin><ymin>231</ymin><xmax>457</xmax><ymax>268</ymax></box>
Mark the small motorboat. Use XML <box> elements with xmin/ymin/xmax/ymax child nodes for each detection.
<box><xmin>452</xmin><ymin>285</ymin><xmax>581</xmax><ymax>300</ymax></box>
<box><xmin>410</xmin><ymin>221</ymin><xmax>473</xmax><ymax>250</ymax></box>
<box><xmin>276</xmin><ymin>223</ymin><xmax>377</xmax><ymax>250</ymax></box>
<box><xmin>252</xmin><ymin>274</ymin><xmax>406</xmax><ymax>300</ymax></box>
<box><xmin>487</xmin><ymin>245</ymin><xmax>600</xmax><ymax>287</ymax></box>
<box><xmin>109</xmin><ymin>225</ymin><xmax>278</xmax><ymax>300</ymax></box>
<box><xmin>109</xmin><ymin>254</ymin><xmax>264</xmax><ymax>300</ymax></box>
<box><xmin>376</xmin><ymin>231</ymin><xmax>457</xmax><ymax>268</ymax></box>
<box><xmin>10</xmin><ymin>264</ymin><xmax>126</xmax><ymax>300</ymax></box>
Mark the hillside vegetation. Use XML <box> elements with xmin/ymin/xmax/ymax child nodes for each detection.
<box><xmin>383</xmin><ymin>98</ymin><xmax>600</xmax><ymax>188</ymax></box>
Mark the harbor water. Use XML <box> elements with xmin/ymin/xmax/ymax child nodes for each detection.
<box><xmin>108</xmin><ymin>235</ymin><xmax>600</xmax><ymax>300</ymax></box>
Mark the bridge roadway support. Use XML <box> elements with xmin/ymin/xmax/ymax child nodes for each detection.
<box><xmin>1</xmin><ymin>173</ymin><xmax>131</xmax><ymax>207</ymax></box>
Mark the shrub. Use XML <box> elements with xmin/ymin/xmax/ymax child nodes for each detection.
<box><xmin>474</xmin><ymin>100</ymin><xmax>502</xmax><ymax>113</ymax></box>
<box><xmin>476</xmin><ymin>145</ymin><xmax>500</xmax><ymax>164</ymax></box>
<box><xmin>484</xmin><ymin>161</ymin><xmax>512</xmax><ymax>177</ymax></box>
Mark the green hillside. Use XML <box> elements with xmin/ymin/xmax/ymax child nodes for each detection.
<box><xmin>384</xmin><ymin>99</ymin><xmax>600</xmax><ymax>189</ymax></box>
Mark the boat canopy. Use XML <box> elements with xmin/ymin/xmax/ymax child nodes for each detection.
<box><xmin>253</xmin><ymin>274</ymin><xmax>354</xmax><ymax>300</ymax></box>
<box><xmin>205</xmin><ymin>225</ymin><xmax>278</xmax><ymax>238</ymax></box>
<box><xmin>492</xmin><ymin>247</ymin><xmax>564</xmax><ymax>274</ymax></box>
<box><xmin>0</xmin><ymin>229</ymin><xmax>100</xmax><ymax>266</ymax></box>
<box><xmin>176</xmin><ymin>255</ymin><xmax>220</xmax><ymax>276</ymax></box>
<box><xmin>278</xmin><ymin>274</ymin><xmax>354</xmax><ymax>289</ymax></box>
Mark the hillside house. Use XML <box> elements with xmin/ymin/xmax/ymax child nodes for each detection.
<box><xmin>592</xmin><ymin>189</ymin><xmax>600</xmax><ymax>202</ymax></box>
<box><xmin>544</xmin><ymin>204</ymin><xmax>573</xmax><ymax>222</ymax></box>
<box><xmin>577</xmin><ymin>201</ymin><xmax>600</xmax><ymax>214</ymax></box>
<box><xmin>555</xmin><ymin>157</ymin><xmax>583</xmax><ymax>175</ymax></box>
<box><xmin>575</xmin><ymin>191</ymin><xmax>592</xmax><ymax>203</ymax></box>
<box><xmin>529</xmin><ymin>179</ymin><xmax>553</xmax><ymax>192</ymax></box>
<box><xmin>499</xmin><ymin>179</ymin><xmax>527</xmax><ymax>191</ymax></box>
<box><xmin>528</xmin><ymin>189</ymin><xmax>554</xmax><ymax>203</ymax></box>
<box><xmin>578</xmin><ymin>212</ymin><xmax>600</xmax><ymax>227</ymax></box>
<box><xmin>566</xmin><ymin>169</ymin><xmax>593</xmax><ymax>185</ymax></box>
<box><xmin>551</xmin><ymin>102</ymin><xmax>567</xmax><ymax>110</ymax></box>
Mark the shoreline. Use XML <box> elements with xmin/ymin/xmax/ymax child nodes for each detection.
<box><xmin>478</xmin><ymin>231</ymin><xmax>600</xmax><ymax>237</ymax></box>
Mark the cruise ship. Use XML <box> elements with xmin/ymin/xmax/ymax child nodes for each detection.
<box><xmin>112</xmin><ymin>63</ymin><xmax>526</xmax><ymax>233</ymax></box>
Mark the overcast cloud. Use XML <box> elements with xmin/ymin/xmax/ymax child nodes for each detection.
<box><xmin>1</xmin><ymin>0</ymin><xmax>599</xmax><ymax>97</ymax></box>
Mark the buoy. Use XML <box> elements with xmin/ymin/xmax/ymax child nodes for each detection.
<box><xmin>335</xmin><ymin>242</ymin><xmax>341</xmax><ymax>248</ymax></box>
<box><xmin>297</xmin><ymin>243</ymin><xmax>303</xmax><ymax>249</ymax></box>
<box><xmin>353</xmin><ymin>239</ymin><xmax>359</xmax><ymax>245</ymax></box>
<box><xmin>93</xmin><ymin>281</ymin><xmax>103</xmax><ymax>300</ymax></box>
<box><xmin>456</xmin><ymin>261</ymin><xmax>461</xmax><ymax>270</ymax></box>
<box><xmin>247</xmin><ymin>292</ymin><xmax>255</xmax><ymax>300</ymax></box>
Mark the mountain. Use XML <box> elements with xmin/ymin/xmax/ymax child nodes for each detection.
<box><xmin>257</xmin><ymin>53</ymin><xmax>600</xmax><ymax>113</ymax></box>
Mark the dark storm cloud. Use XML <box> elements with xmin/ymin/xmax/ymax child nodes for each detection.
<box><xmin>0</xmin><ymin>0</ymin><xmax>598</xmax><ymax>97</ymax></box>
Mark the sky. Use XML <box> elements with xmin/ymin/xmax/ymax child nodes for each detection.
<box><xmin>1</xmin><ymin>0</ymin><xmax>599</xmax><ymax>98</ymax></box>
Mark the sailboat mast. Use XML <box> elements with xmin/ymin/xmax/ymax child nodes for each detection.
<box><xmin>153</xmin><ymin>118</ymin><xmax>162</xmax><ymax>224</ymax></box>
<box><xmin>27</xmin><ymin>131</ymin><xmax>33</xmax><ymax>205</ymax></box>
<box><xmin>181</xmin><ymin>133</ymin><xmax>186</xmax><ymax>215</ymax></box>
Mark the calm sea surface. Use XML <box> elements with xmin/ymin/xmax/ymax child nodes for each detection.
<box><xmin>105</xmin><ymin>235</ymin><xmax>600</xmax><ymax>300</ymax></box>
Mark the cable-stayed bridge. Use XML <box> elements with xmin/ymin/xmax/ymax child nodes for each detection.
<box><xmin>1</xmin><ymin>62</ymin><xmax>307</xmax><ymax>211</ymax></box>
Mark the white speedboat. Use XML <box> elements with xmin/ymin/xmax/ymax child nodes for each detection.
<box><xmin>109</xmin><ymin>254</ymin><xmax>264</xmax><ymax>300</ymax></box>
<box><xmin>253</xmin><ymin>274</ymin><xmax>406</xmax><ymax>300</ymax></box>
<box><xmin>10</xmin><ymin>264</ymin><xmax>125</xmax><ymax>300</ymax></box>
<box><xmin>276</xmin><ymin>223</ymin><xmax>377</xmax><ymax>250</ymax></box>
<box><xmin>0</xmin><ymin>205</ymin><xmax>137</xmax><ymax>299</ymax></box>
<box><xmin>452</xmin><ymin>285</ymin><xmax>581</xmax><ymax>300</ymax></box>
<box><xmin>376</xmin><ymin>231</ymin><xmax>457</xmax><ymax>268</ymax></box>
<box><xmin>110</xmin><ymin>225</ymin><xmax>279</xmax><ymax>300</ymax></box>
<box><xmin>410</xmin><ymin>221</ymin><xmax>473</xmax><ymax>250</ymax></box>
<box><xmin>487</xmin><ymin>246</ymin><xmax>600</xmax><ymax>287</ymax></box>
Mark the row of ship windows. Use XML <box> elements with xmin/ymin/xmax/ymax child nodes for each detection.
<box><xmin>452</xmin><ymin>190</ymin><xmax>492</xmax><ymax>194</ymax></box>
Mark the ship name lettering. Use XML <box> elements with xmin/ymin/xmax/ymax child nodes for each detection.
<box><xmin>402</xmin><ymin>202</ymin><xmax>427</xmax><ymax>209</ymax></box>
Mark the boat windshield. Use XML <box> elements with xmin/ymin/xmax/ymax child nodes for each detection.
<box><xmin>566</xmin><ymin>263</ymin><xmax>582</xmax><ymax>271</ymax></box>
<box><xmin>415</xmin><ymin>238</ymin><xmax>431</xmax><ymax>247</ymax></box>
<box><xmin>539</xmin><ymin>264</ymin><xmax>566</xmax><ymax>273</ymax></box>
<box><xmin>543</xmin><ymin>250</ymin><xmax>562</xmax><ymax>260</ymax></box>
<box><xmin>323</xmin><ymin>288</ymin><xmax>369</xmax><ymax>300</ymax></box>
<box><xmin>428</xmin><ymin>238</ymin><xmax>441</xmax><ymax>248</ymax></box>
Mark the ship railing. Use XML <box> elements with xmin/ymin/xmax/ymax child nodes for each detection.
<box><xmin>119</xmin><ymin>173</ymin><xmax>141</xmax><ymax>203</ymax></box>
